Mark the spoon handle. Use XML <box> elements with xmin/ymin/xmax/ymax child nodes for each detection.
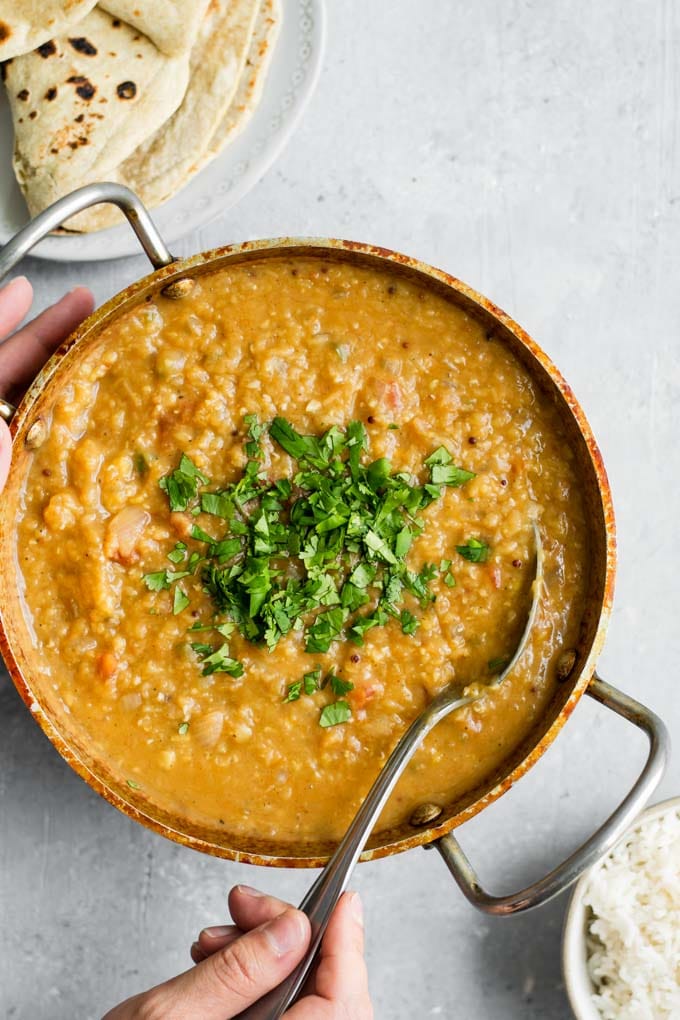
<box><xmin>238</xmin><ymin>524</ymin><xmax>542</xmax><ymax>1020</ymax></box>
<box><xmin>236</xmin><ymin>691</ymin><xmax>475</xmax><ymax>1020</ymax></box>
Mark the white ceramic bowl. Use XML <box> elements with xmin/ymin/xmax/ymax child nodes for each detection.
<box><xmin>562</xmin><ymin>795</ymin><xmax>680</xmax><ymax>1019</ymax></box>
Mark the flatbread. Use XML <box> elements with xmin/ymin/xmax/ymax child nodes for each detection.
<box><xmin>67</xmin><ymin>0</ymin><xmax>261</xmax><ymax>232</ymax></box>
<box><xmin>203</xmin><ymin>0</ymin><xmax>280</xmax><ymax>165</ymax></box>
<box><xmin>0</xmin><ymin>0</ymin><xmax>98</xmax><ymax>61</ymax></box>
<box><xmin>6</xmin><ymin>8</ymin><xmax>190</xmax><ymax>217</ymax></box>
<box><xmin>97</xmin><ymin>0</ymin><xmax>212</xmax><ymax>57</ymax></box>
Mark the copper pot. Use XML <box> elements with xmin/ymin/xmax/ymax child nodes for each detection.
<box><xmin>0</xmin><ymin>184</ymin><xmax>669</xmax><ymax>914</ymax></box>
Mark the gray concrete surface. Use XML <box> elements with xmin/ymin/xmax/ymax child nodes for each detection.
<box><xmin>1</xmin><ymin>2</ymin><xmax>679</xmax><ymax>1017</ymax></box>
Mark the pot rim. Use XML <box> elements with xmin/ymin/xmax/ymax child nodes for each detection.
<box><xmin>0</xmin><ymin>236</ymin><xmax>617</xmax><ymax>867</ymax></box>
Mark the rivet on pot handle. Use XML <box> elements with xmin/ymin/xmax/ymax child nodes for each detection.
<box><xmin>0</xmin><ymin>396</ymin><xmax>17</xmax><ymax>423</ymax></box>
<box><xmin>431</xmin><ymin>674</ymin><xmax>669</xmax><ymax>915</ymax></box>
<box><xmin>0</xmin><ymin>182</ymin><xmax>175</xmax><ymax>286</ymax></box>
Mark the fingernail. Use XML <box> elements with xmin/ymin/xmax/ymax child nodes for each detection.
<box><xmin>202</xmin><ymin>925</ymin><xmax>234</xmax><ymax>940</ymax></box>
<box><xmin>4</xmin><ymin>275</ymin><xmax>28</xmax><ymax>291</ymax></box>
<box><xmin>191</xmin><ymin>941</ymin><xmax>205</xmax><ymax>960</ymax></box>
<box><xmin>349</xmin><ymin>891</ymin><xmax>364</xmax><ymax>926</ymax></box>
<box><xmin>236</xmin><ymin>884</ymin><xmax>265</xmax><ymax>898</ymax></box>
<box><xmin>262</xmin><ymin>910</ymin><xmax>306</xmax><ymax>957</ymax></box>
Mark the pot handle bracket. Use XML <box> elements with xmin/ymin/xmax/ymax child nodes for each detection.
<box><xmin>430</xmin><ymin>674</ymin><xmax>669</xmax><ymax>914</ymax></box>
<box><xmin>0</xmin><ymin>182</ymin><xmax>175</xmax><ymax>282</ymax></box>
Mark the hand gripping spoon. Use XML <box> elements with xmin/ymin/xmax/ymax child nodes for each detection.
<box><xmin>238</xmin><ymin>523</ymin><xmax>544</xmax><ymax>1020</ymax></box>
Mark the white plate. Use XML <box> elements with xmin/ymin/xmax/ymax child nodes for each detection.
<box><xmin>0</xmin><ymin>0</ymin><xmax>325</xmax><ymax>262</ymax></box>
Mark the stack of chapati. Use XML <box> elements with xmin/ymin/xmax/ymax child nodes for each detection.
<box><xmin>0</xmin><ymin>0</ymin><xmax>280</xmax><ymax>231</ymax></box>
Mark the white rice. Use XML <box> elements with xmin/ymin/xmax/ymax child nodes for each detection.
<box><xmin>584</xmin><ymin>807</ymin><xmax>680</xmax><ymax>1019</ymax></box>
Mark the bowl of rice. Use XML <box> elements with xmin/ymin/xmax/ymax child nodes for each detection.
<box><xmin>562</xmin><ymin>796</ymin><xmax>680</xmax><ymax>1019</ymax></box>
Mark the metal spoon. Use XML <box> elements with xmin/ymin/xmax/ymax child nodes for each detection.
<box><xmin>238</xmin><ymin>523</ymin><xmax>544</xmax><ymax>1020</ymax></box>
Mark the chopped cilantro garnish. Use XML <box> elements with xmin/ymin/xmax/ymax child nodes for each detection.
<box><xmin>348</xmin><ymin>608</ymin><xmax>386</xmax><ymax>645</ymax></box>
<box><xmin>284</xmin><ymin>680</ymin><xmax>303</xmax><ymax>702</ymax></box>
<box><xmin>269</xmin><ymin>418</ymin><xmax>326</xmax><ymax>468</ymax></box>
<box><xmin>173</xmin><ymin>586</ymin><xmax>190</xmax><ymax>615</ymax></box>
<box><xmin>443</xmin><ymin>572</ymin><xmax>456</xmax><ymax>588</ymax></box>
<box><xmin>423</xmin><ymin>446</ymin><xmax>451</xmax><ymax>466</ymax></box>
<box><xmin>191</xmin><ymin>524</ymin><xmax>216</xmax><ymax>543</ymax></box>
<box><xmin>285</xmin><ymin>667</ymin><xmax>322</xmax><ymax>702</ymax></box>
<box><xmin>145</xmin><ymin>417</ymin><xmax>477</xmax><ymax>705</ymax></box>
<box><xmin>457</xmin><ymin>538</ymin><xmax>490</xmax><ymax>563</ymax></box>
<box><xmin>348</xmin><ymin>562</ymin><xmax>376</xmax><ymax>589</ymax></box>
<box><xmin>304</xmin><ymin>668</ymin><xmax>322</xmax><ymax>694</ymax></box>
<box><xmin>488</xmin><ymin>656</ymin><xmax>508</xmax><ymax>673</ymax></box>
<box><xmin>198</xmin><ymin>643</ymin><xmax>244</xmax><ymax>677</ymax></box>
<box><xmin>400</xmin><ymin>609</ymin><xmax>420</xmax><ymax>635</ymax></box>
<box><xmin>200</xmin><ymin>492</ymin><xmax>233</xmax><ymax>519</ymax></box>
<box><xmin>178</xmin><ymin>721</ymin><xmax>189</xmax><ymax>735</ymax></box>
<box><xmin>319</xmin><ymin>701</ymin><xmax>352</xmax><ymax>727</ymax></box>
<box><xmin>126</xmin><ymin>779</ymin><xmax>141</xmax><ymax>789</ymax></box>
<box><xmin>327</xmin><ymin>673</ymin><xmax>354</xmax><ymax>696</ymax></box>
<box><xmin>306</xmin><ymin>607</ymin><xmax>348</xmax><ymax>653</ymax></box>
<box><xmin>134</xmin><ymin>452</ymin><xmax>149</xmax><ymax>477</ymax></box>
<box><xmin>167</xmin><ymin>542</ymin><xmax>186</xmax><ymax>564</ymax></box>
<box><xmin>387</xmin><ymin>423</ymin><xmax>400</xmax><ymax>430</ymax></box>
<box><xmin>143</xmin><ymin>570</ymin><xmax>170</xmax><ymax>592</ymax></box>
<box><xmin>431</xmin><ymin>464</ymin><xmax>476</xmax><ymax>486</ymax></box>
<box><xmin>159</xmin><ymin>454</ymin><xmax>209</xmax><ymax>511</ymax></box>
<box><xmin>190</xmin><ymin>642</ymin><xmax>214</xmax><ymax>657</ymax></box>
<box><xmin>424</xmin><ymin>446</ymin><xmax>475</xmax><ymax>487</ymax></box>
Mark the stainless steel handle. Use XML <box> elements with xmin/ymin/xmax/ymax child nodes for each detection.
<box><xmin>432</xmin><ymin>674</ymin><xmax>669</xmax><ymax>915</ymax></box>
<box><xmin>0</xmin><ymin>182</ymin><xmax>174</xmax><ymax>283</ymax></box>
<box><xmin>0</xmin><ymin>183</ymin><xmax>175</xmax><ymax>422</ymax></box>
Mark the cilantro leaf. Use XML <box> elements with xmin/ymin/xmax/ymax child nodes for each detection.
<box><xmin>159</xmin><ymin>453</ymin><xmax>209</xmax><ymax>511</ymax></box>
<box><xmin>457</xmin><ymin>538</ymin><xmax>490</xmax><ymax>563</ymax></box>
<box><xmin>319</xmin><ymin>701</ymin><xmax>352</xmax><ymax>727</ymax></box>
<box><xmin>424</xmin><ymin>447</ymin><xmax>452</xmax><ymax>467</ymax></box>
<box><xmin>199</xmin><ymin>643</ymin><xmax>244</xmax><ymax>677</ymax></box>
<box><xmin>173</xmin><ymin>586</ymin><xmax>190</xmax><ymax>614</ymax></box>
<box><xmin>284</xmin><ymin>680</ymin><xmax>302</xmax><ymax>702</ymax></box>
<box><xmin>167</xmin><ymin>542</ymin><xmax>186</xmax><ymax>564</ymax></box>
<box><xmin>327</xmin><ymin>673</ymin><xmax>354</xmax><ymax>696</ymax></box>
<box><xmin>303</xmin><ymin>668</ymin><xmax>322</xmax><ymax>694</ymax></box>
<box><xmin>191</xmin><ymin>524</ymin><xmax>216</xmax><ymax>543</ymax></box>
<box><xmin>143</xmin><ymin>570</ymin><xmax>170</xmax><ymax>592</ymax></box>
<box><xmin>270</xmin><ymin>418</ymin><xmax>326</xmax><ymax>468</ymax></box>
<box><xmin>400</xmin><ymin>609</ymin><xmax>420</xmax><ymax>635</ymax></box>
<box><xmin>431</xmin><ymin>464</ymin><xmax>476</xmax><ymax>487</ymax></box>
<box><xmin>305</xmin><ymin>607</ymin><xmax>348</xmax><ymax>653</ymax></box>
<box><xmin>200</xmin><ymin>492</ymin><xmax>234</xmax><ymax>519</ymax></box>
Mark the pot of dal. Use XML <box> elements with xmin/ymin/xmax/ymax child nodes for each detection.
<box><xmin>0</xmin><ymin>184</ymin><xmax>668</xmax><ymax>912</ymax></box>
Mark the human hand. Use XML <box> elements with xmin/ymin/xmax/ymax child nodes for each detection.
<box><xmin>0</xmin><ymin>276</ymin><xmax>94</xmax><ymax>491</ymax></box>
<box><xmin>103</xmin><ymin>885</ymin><xmax>372</xmax><ymax>1019</ymax></box>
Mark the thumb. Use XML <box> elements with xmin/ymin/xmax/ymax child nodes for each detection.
<box><xmin>0</xmin><ymin>419</ymin><xmax>11</xmax><ymax>493</ymax></box>
<box><xmin>151</xmin><ymin>907</ymin><xmax>310</xmax><ymax>1019</ymax></box>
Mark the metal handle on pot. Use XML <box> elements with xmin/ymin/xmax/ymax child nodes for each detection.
<box><xmin>431</xmin><ymin>674</ymin><xmax>669</xmax><ymax>915</ymax></box>
<box><xmin>0</xmin><ymin>183</ymin><xmax>175</xmax><ymax>424</ymax></box>
<box><xmin>0</xmin><ymin>182</ymin><xmax>174</xmax><ymax>284</ymax></box>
